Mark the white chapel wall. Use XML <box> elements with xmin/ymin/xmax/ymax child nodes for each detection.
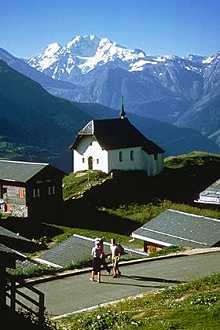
<box><xmin>108</xmin><ymin>147</ymin><xmax>147</xmax><ymax>173</ymax></box>
<box><xmin>105</xmin><ymin>147</ymin><xmax>164</xmax><ymax>175</ymax></box>
<box><xmin>74</xmin><ymin>136</ymin><xmax>164</xmax><ymax>175</ymax></box>
<box><xmin>74</xmin><ymin>136</ymin><xmax>108</xmax><ymax>173</ymax></box>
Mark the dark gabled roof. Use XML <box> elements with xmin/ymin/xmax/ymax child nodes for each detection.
<box><xmin>132</xmin><ymin>209</ymin><xmax>220</xmax><ymax>248</ymax></box>
<box><xmin>0</xmin><ymin>159</ymin><xmax>64</xmax><ymax>183</ymax></box>
<box><xmin>70</xmin><ymin>118</ymin><xmax>164</xmax><ymax>154</ymax></box>
<box><xmin>0</xmin><ymin>225</ymin><xmax>31</xmax><ymax>242</ymax></box>
<box><xmin>0</xmin><ymin>225</ymin><xmax>39</xmax><ymax>253</ymax></box>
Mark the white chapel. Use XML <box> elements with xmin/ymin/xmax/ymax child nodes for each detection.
<box><xmin>70</xmin><ymin>105</ymin><xmax>164</xmax><ymax>175</ymax></box>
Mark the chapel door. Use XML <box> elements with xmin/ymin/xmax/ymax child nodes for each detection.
<box><xmin>88</xmin><ymin>156</ymin><xmax>93</xmax><ymax>170</ymax></box>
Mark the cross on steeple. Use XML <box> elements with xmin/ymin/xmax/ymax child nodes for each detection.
<box><xmin>120</xmin><ymin>96</ymin><xmax>126</xmax><ymax>119</ymax></box>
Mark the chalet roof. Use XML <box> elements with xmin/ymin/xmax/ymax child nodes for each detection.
<box><xmin>0</xmin><ymin>225</ymin><xmax>39</xmax><ymax>252</ymax></box>
<box><xmin>132</xmin><ymin>209</ymin><xmax>220</xmax><ymax>248</ymax></box>
<box><xmin>0</xmin><ymin>225</ymin><xmax>31</xmax><ymax>243</ymax></box>
<box><xmin>0</xmin><ymin>243</ymin><xmax>26</xmax><ymax>263</ymax></box>
<box><xmin>70</xmin><ymin>118</ymin><xmax>164</xmax><ymax>154</ymax></box>
<box><xmin>0</xmin><ymin>159</ymin><xmax>63</xmax><ymax>183</ymax></box>
<box><xmin>195</xmin><ymin>178</ymin><xmax>220</xmax><ymax>205</ymax></box>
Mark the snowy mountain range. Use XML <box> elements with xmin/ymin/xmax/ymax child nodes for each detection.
<box><xmin>26</xmin><ymin>35</ymin><xmax>220</xmax><ymax>148</ymax></box>
<box><xmin>28</xmin><ymin>34</ymin><xmax>214</xmax><ymax>79</ymax></box>
<box><xmin>0</xmin><ymin>34</ymin><xmax>220</xmax><ymax>150</ymax></box>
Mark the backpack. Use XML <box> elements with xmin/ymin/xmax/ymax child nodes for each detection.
<box><xmin>116</xmin><ymin>243</ymin><xmax>125</xmax><ymax>255</ymax></box>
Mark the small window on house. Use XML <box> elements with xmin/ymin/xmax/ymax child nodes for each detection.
<box><xmin>33</xmin><ymin>188</ymin><xmax>40</xmax><ymax>198</ymax></box>
<box><xmin>48</xmin><ymin>186</ymin><xmax>56</xmax><ymax>195</ymax></box>
<box><xmin>119</xmin><ymin>151</ymin><xmax>123</xmax><ymax>162</ymax></box>
<box><xmin>97</xmin><ymin>159</ymin><xmax>99</xmax><ymax>164</ymax></box>
<box><xmin>130</xmin><ymin>150</ymin><xmax>134</xmax><ymax>161</ymax></box>
<box><xmin>82</xmin><ymin>158</ymin><xmax>85</xmax><ymax>163</ymax></box>
<box><xmin>154</xmin><ymin>154</ymin><xmax>158</xmax><ymax>160</ymax></box>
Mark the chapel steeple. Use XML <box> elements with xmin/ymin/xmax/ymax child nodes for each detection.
<box><xmin>120</xmin><ymin>96</ymin><xmax>126</xmax><ymax>119</ymax></box>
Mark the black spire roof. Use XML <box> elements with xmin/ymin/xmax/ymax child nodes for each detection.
<box><xmin>120</xmin><ymin>96</ymin><xmax>126</xmax><ymax>119</ymax></box>
<box><xmin>70</xmin><ymin>117</ymin><xmax>164</xmax><ymax>154</ymax></box>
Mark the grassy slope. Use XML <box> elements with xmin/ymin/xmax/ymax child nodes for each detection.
<box><xmin>62</xmin><ymin>151</ymin><xmax>220</xmax><ymax>229</ymax></box>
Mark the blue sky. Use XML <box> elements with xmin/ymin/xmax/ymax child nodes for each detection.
<box><xmin>1</xmin><ymin>0</ymin><xmax>220</xmax><ymax>58</ymax></box>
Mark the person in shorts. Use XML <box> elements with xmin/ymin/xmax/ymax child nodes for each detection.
<box><xmin>110</xmin><ymin>238</ymin><xmax>121</xmax><ymax>278</ymax></box>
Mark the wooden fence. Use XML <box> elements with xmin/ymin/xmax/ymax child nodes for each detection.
<box><xmin>6</xmin><ymin>277</ymin><xmax>45</xmax><ymax>324</ymax></box>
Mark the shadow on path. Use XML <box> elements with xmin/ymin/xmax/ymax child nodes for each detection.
<box><xmin>98</xmin><ymin>274</ymin><xmax>184</xmax><ymax>288</ymax></box>
<box><xmin>121</xmin><ymin>274</ymin><xmax>184</xmax><ymax>284</ymax></box>
<box><xmin>99</xmin><ymin>281</ymin><xmax>164</xmax><ymax>289</ymax></box>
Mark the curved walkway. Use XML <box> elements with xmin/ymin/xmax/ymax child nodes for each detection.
<box><xmin>20</xmin><ymin>250</ymin><xmax>220</xmax><ymax>318</ymax></box>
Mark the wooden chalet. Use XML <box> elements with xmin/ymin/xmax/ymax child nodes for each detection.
<box><xmin>0</xmin><ymin>160</ymin><xmax>65</xmax><ymax>219</ymax></box>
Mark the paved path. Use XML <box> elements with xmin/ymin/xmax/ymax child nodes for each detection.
<box><xmin>20</xmin><ymin>251</ymin><xmax>220</xmax><ymax>318</ymax></box>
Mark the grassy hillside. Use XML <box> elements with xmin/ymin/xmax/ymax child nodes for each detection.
<box><xmin>0</xmin><ymin>59</ymin><xmax>90</xmax><ymax>165</ymax></box>
<box><xmin>60</xmin><ymin>151</ymin><xmax>220</xmax><ymax>238</ymax></box>
<box><xmin>64</xmin><ymin>151</ymin><xmax>220</xmax><ymax>205</ymax></box>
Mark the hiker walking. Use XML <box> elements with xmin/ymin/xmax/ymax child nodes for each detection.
<box><xmin>99</xmin><ymin>238</ymin><xmax>111</xmax><ymax>274</ymax></box>
<box><xmin>110</xmin><ymin>238</ymin><xmax>122</xmax><ymax>278</ymax></box>
<box><xmin>90</xmin><ymin>238</ymin><xmax>102</xmax><ymax>283</ymax></box>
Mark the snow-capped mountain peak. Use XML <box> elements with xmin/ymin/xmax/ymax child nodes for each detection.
<box><xmin>43</xmin><ymin>42</ymin><xmax>62</xmax><ymax>57</ymax></box>
<box><xmin>28</xmin><ymin>42</ymin><xmax>62</xmax><ymax>71</ymax></box>
<box><xmin>65</xmin><ymin>34</ymin><xmax>100</xmax><ymax>58</ymax></box>
<box><xmin>202</xmin><ymin>52</ymin><xmax>220</xmax><ymax>65</ymax></box>
<box><xmin>28</xmin><ymin>34</ymin><xmax>149</xmax><ymax>77</ymax></box>
<box><xmin>66</xmin><ymin>34</ymin><xmax>99</xmax><ymax>49</ymax></box>
<box><xmin>66</xmin><ymin>35</ymin><xmax>82</xmax><ymax>48</ymax></box>
<box><xmin>27</xmin><ymin>34</ymin><xmax>220</xmax><ymax>86</ymax></box>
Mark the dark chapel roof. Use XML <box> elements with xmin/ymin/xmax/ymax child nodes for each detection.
<box><xmin>70</xmin><ymin>117</ymin><xmax>164</xmax><ymax>154</ymax></box>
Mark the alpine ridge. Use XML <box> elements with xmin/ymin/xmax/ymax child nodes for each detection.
<box><xmin>27</xmin><ymin>35</ymin><xmax>220</xmax><ymax>148</ymax></box>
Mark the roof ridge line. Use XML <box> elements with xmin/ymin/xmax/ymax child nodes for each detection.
<box><xmin>168</xmin><ymin>208</ymin><xmax>220</xmax><ymax>222</ymax></box>
<box><xmin>0</xmin><ymin>159</ymin><xmax>49</xmax><ymax>166</ymax></box>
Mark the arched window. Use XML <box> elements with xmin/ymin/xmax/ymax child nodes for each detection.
<box><xmin>119</xmin><ymin>151</ymin><xmax>123</xmax><ymax>162</ymax></box>
<box><xmin>130</xmin><ymin>150</ymin><xmax>134</xmax><ymax>161</ymax></box>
